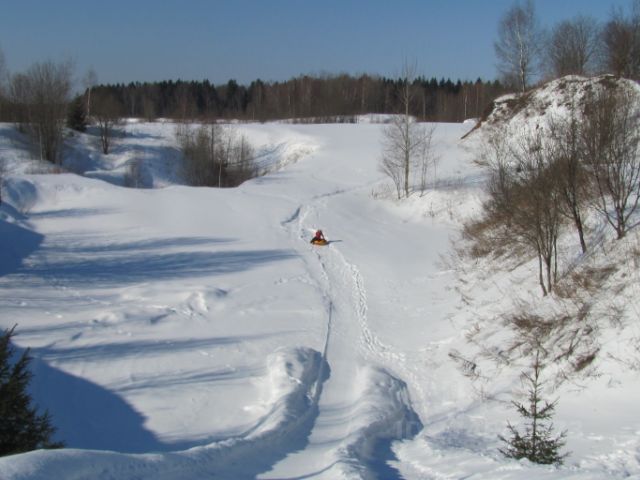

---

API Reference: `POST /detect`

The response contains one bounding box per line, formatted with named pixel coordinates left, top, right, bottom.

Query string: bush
left=176, top=122, right=256, bottom=187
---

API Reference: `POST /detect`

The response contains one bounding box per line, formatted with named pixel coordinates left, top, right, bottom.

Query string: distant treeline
left=90, top=74, right=506, bottom=123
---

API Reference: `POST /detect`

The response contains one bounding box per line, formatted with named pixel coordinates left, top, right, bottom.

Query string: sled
left=310, top=238, right=329, bottom=246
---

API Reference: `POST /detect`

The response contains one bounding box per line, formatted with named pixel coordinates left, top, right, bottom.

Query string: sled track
left=263, top=200, right=423, bottom=479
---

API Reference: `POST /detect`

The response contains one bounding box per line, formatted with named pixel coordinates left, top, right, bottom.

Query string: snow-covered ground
left=0, top=111, right=639, bottom=479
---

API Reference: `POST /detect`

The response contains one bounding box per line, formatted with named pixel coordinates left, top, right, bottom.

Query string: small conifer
left=0, top=326, right=63, bottom=456
left=499, top=348, right=568, bottom=465
left=67, top=95, right=88, bottom=132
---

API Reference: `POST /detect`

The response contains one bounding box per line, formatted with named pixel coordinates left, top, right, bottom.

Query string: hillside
left=0, top=97, right=638, bottom=479
left=470, top=74, right=640, bottom=135
left=449, top=76, right=640, bottom=476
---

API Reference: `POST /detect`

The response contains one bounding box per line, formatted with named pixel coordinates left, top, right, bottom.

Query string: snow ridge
left=0, top=347, right=326, bottom=480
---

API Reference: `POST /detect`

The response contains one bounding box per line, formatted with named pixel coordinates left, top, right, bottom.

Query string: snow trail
left=261, top=190, right=422, bottom=478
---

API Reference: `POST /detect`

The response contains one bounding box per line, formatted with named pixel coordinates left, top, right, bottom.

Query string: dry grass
left=573, top=350, right=598, bottom=372
left=555, top=265, right=616, bottom=299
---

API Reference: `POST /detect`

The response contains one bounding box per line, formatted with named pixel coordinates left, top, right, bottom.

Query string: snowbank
left=0, top=347, right=325, bottom=480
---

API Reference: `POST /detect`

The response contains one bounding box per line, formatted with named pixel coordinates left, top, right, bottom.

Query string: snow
left=0, top=95, right=639, bottom=479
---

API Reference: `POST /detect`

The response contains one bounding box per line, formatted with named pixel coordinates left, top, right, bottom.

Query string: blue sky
left=0, top=0, right=631, bottom=86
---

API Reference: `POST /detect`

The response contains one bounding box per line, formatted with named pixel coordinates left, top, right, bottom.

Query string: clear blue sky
left=0, top=0, right=631, bottom=86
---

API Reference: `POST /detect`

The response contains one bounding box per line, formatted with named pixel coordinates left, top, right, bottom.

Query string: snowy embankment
left=0, top=108, right=639, bottom=479
left=0, top=347, right=324, bottom=480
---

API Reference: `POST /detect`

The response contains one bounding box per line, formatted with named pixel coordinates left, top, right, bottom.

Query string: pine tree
left=499, top=348, right=568, bottom=465
left=67, top=95, right=88, bottom=132
left=0, top=326, right=63, bottom=456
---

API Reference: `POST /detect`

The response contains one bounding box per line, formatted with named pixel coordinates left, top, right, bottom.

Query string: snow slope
left=0, top=115, right=638, bottom=479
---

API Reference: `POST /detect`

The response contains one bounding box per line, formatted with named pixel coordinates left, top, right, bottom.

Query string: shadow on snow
left=34, top=334, right=283, bottom=364
left=24, top=238, right=296, bottom=287
left=28, top=354, right=174, bottom=453
left=0, top=207, right=44, bottom=277
left=25, top=345, right=332, bottom=474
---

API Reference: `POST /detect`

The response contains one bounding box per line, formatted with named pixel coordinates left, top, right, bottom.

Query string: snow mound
left=252, top=138, right=317, bottom=175
left=0, top=347, right=326, bottom=480
left=470, top=75, right=640, bottom=137
left=3, top=177, right=40, bottom=214
left=244, top=347, right=325, bottom=439
left=333, top=366, right=423, bottom=478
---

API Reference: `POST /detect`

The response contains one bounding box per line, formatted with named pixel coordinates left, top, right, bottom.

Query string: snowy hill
left=469, top=74, right=640, bottom=136
left=0, top=110, right=639, bottom=479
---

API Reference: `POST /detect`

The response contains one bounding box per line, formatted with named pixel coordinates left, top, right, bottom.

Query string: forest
left=86, top=74, right=505, bottom=123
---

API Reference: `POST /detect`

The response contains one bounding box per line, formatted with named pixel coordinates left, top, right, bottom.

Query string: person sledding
left=310, top=229, right=328, bottom=246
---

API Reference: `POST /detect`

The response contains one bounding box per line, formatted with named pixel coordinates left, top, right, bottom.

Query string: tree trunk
left=538, top=251, right=548, bottom=296
left=404, top=81, right=411, bottom=198
left=572, top=207, right=587, bottom=253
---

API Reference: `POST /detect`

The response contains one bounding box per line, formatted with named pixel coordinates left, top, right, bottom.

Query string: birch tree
left=82, top=68, right=98, bottom=118
left=494, top=0, right=542, bottom=92
left=380, top=62, right=436, bottom=199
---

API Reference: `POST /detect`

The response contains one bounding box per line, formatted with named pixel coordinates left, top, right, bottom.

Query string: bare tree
left=416, top=123, right=438, bottom=196
left=519, top=134, right=564, bottom=296
left=546, top=16, right=600, bottom=78
left=380, top=61, right=435, bottom=199
left=547, top=111, right=590, bottom=253
left=482, top=129, right=516, bottom=223
left=599, top=1, right=640, bottom=78
left=0, top=46, right=6, bottom=87
left=7, top=73, right=29, bottom=128
left=494, top=0, right=543, bottom=92
left=581, top=85, right=640, bottom=239
left=82, top=68, right=98, bottom=118
left=10, top=60, right=73, bottom=164
left=601, top=9, right=640, bottom=77
left=177, top=122, right=219, bottom=186
left=92, top=92, right=123, bottom=155
left=177, top=121, right=255, bottom=188
left=483, top=127, right=564, bottom=296
left=229, top=133, right=256, bottom=185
